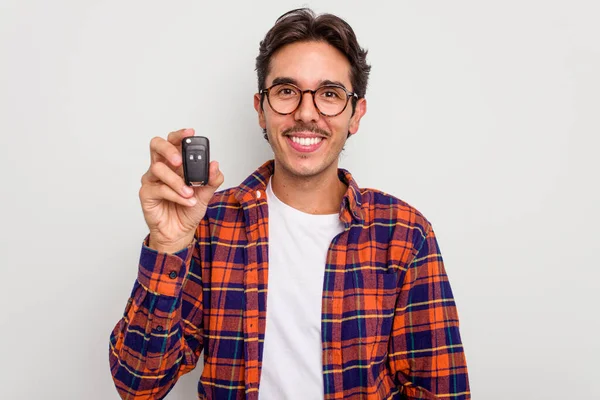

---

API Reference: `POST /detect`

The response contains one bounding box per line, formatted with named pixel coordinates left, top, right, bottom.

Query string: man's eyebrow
left=269, top=77, right=350, bottom=90
left=271, top=77, right=299, bottom=86
left=319, top=79, right=348, bottom=90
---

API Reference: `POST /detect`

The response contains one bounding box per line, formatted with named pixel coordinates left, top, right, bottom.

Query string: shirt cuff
left=136, top=234, right=195, bottom=297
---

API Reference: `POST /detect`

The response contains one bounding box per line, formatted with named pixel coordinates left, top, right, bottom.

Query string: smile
left=290, top=136, right=323, bottom=146
left=286, top=135, right=325, bottom=153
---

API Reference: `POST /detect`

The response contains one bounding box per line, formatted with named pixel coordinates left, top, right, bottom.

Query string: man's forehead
left=265, top=41, right=352, bottom=89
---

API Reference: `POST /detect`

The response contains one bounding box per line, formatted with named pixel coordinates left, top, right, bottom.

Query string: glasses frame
left=259, top=83, right=358, bottom=117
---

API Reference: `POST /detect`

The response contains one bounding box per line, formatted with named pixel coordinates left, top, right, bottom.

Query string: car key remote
left=182, top=136, right=210, bottom=187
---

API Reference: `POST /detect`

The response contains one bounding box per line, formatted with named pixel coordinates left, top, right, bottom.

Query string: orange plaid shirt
left=109, top=160, right=470, bottom=399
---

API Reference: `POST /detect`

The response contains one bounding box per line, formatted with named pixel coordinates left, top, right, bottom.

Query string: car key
left=181, top=136, right=210, bottom=187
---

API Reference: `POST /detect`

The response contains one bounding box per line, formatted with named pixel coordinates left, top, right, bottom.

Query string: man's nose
left=294, top=91, right=320, bottom=124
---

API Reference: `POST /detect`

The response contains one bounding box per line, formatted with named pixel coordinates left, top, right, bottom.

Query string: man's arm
left=389, top=225, right=470, bottom=399
left=108, top=225, right=207, bottom=399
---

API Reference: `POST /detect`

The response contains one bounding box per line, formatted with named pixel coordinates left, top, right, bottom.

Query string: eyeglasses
left=259, top=83, right=358, bottom=117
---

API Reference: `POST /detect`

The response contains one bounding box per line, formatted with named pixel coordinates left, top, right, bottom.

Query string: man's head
left=253, top=8, right=370, bottom=179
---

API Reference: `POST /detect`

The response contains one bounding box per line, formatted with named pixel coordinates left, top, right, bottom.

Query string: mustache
left=282, top=124, right=330, bottom=137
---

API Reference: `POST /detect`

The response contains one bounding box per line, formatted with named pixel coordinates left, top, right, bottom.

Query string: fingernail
left=182, top=186, right=193, bottom=196
left=184, top=128, right=194, bottom=134
left=172, top=155, right=181, bottom=165
left=188, top=197, right=197, bottom=205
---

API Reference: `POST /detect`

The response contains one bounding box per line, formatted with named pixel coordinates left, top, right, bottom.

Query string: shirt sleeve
left=388, top=225, right=471, bottom=399
left=108, top=222, right=208, bottom=399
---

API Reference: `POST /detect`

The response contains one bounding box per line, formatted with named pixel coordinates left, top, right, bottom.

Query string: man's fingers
left=148, top=161, right=195, bottom=198
left=140, top=183, right=198, bottom=208
left=149, top=129, right=195, bottom=167
left=141, top=169, right=156, bottom=184
left=150, top=136, right=183, bottom=168
left=167, top=128, right=195, bottom=146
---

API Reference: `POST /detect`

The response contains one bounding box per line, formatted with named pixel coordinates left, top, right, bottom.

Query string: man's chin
left=276, top=156, right=331, bottom=179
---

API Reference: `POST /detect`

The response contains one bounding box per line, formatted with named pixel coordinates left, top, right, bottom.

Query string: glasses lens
left=315, top=86, right=348, bottom=115
left=268, top=84, right=300, bottom=114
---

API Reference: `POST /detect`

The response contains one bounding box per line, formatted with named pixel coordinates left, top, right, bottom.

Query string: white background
left=1, top=1, right=599, bottom=399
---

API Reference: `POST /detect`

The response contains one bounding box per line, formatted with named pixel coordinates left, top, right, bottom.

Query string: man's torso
left=187, top=160, right=429, bottom=399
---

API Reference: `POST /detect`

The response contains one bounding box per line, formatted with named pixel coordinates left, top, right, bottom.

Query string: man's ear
left=348, top=98, right=367, bottom=135
left=254, top=93, right=266, bottom=130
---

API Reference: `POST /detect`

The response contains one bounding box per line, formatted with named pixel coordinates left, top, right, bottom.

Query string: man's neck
left=270, top=161, right=347, bottom=215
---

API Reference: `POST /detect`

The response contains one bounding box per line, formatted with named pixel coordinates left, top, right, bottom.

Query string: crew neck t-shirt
left=258, top=179, right=345, bottom=399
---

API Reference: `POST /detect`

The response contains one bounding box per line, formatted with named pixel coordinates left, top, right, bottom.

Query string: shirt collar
left=233, top=159, right=364, bottom=226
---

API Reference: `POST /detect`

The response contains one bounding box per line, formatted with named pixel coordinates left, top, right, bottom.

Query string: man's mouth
left=290, top=136, right=324, bottom=146
left=285, top=134, right=325, bottom=153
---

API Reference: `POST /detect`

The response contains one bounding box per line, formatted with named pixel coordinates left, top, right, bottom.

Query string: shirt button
left=168, top=271, right=177, bottom=279
left=256, top=190, right=261, bottom=199
left=156, top=325, right=163, bottom=332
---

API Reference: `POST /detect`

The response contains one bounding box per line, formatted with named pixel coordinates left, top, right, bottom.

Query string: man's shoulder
left=206, top=186, right=242, bottom=210
left=205, top=161, right=273, bottom=213
left=360, top=187, right=432, bottom=237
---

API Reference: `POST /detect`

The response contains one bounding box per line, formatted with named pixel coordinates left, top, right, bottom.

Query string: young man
left=109, top=8, right=470, bottom=400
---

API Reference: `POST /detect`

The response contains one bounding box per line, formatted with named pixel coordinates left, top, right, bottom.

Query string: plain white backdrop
left=1, top=1, right=598, bottom=399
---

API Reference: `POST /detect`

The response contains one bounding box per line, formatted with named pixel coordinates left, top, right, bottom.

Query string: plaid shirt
left=109, top=160, right=470, bottom=399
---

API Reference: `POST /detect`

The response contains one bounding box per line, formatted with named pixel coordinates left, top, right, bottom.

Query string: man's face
left=254, top=41, right=366, bottom=179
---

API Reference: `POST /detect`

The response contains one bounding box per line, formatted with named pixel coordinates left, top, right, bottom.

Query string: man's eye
left=323, top=91, right=340, bottom=98
left=277, top=88, right=297, bottom=96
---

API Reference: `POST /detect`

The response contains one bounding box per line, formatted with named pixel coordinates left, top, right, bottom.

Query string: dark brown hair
left=256, top=8, right=371, bottom=139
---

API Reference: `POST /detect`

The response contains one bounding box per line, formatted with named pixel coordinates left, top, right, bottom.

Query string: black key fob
left=182, top=136, right=210, bottom=187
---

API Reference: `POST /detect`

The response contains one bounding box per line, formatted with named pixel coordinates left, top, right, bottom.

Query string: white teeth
left=291, top=136, right=322, bottom=146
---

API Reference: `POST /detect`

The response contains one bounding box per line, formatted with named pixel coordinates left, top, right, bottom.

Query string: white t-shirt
left=258, top=179, right=345, bottom=400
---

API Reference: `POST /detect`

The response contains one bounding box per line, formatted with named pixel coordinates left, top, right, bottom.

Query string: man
left=109, top=8, right=470, bottom=400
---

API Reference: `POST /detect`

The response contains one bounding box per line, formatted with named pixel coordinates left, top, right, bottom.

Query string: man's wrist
left=148, top=234, right=194, bottom=254
left=138, top=234, right=195, bottom=297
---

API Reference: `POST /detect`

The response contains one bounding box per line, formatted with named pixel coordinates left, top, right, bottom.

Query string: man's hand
left=139, top=128, right=224, bottom=253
